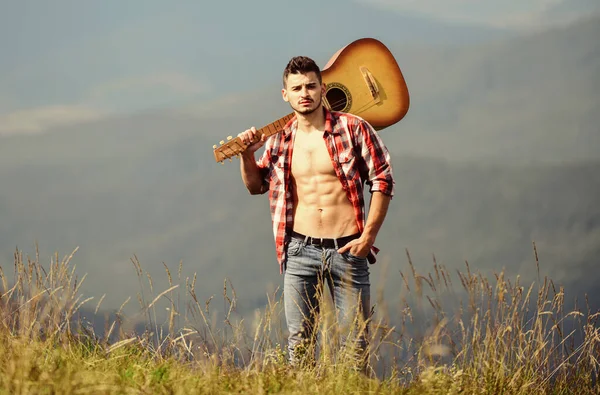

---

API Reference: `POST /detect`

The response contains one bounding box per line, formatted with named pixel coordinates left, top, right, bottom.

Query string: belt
left=290, top=230, right=360, bottom=249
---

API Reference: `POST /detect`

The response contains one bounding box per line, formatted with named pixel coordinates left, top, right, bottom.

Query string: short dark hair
left=282, top=56, right=322, bottom=87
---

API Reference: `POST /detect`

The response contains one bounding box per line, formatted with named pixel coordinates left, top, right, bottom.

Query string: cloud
left=0, top=73, right=211, bottom=136
left=355, top=0, right=590, bottom=29
left=0, top=105, right=106, bottom=136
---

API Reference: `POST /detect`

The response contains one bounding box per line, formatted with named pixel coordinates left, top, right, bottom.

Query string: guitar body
left=213, top=37, right=409, bottom=163
left=321, top=37, right=409, bottom=130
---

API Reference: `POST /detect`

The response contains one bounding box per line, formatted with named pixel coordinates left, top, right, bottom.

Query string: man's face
left=282, top=72, right=325, bottom=115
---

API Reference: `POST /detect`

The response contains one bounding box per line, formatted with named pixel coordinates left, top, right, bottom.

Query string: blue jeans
left=283, top=235, right=371, bottom=367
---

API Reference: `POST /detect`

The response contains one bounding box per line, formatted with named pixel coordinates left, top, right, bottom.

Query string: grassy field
left=0, top=245, right=598, bottom=394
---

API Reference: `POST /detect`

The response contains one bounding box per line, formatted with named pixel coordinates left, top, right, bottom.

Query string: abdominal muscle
left=290, top=133, right=358, bottom=238
left=292, top=177, right=358, bottom=238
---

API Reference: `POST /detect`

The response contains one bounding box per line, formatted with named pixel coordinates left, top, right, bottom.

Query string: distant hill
left=386, top=15, right=600, bottom=163
left=0, top=17, right=598, bottom=319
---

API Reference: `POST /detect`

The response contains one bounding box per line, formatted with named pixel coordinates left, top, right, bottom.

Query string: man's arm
left=338, top=120, right=395, bottom=258
left=240, top=151, right=267, bottom=195
left=362, top=191, right=391, bottom=245
left=238, top=127, right=268, bottom=195
left=338, top=191, right=391, bottom=257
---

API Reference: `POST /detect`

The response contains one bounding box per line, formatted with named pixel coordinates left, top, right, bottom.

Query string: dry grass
left=0, top=243, right=598, bottom=394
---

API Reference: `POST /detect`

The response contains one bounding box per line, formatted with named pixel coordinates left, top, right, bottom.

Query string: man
left=238, top=56, right=394, bottom=368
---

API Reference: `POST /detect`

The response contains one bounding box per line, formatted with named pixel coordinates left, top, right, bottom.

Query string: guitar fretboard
left=256, top=113, right=295, bottom=139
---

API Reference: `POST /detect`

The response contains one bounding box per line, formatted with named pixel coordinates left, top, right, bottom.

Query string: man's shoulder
left=331, top=110, right=365, bottom=122
left=329, top=111, right=378, bottom=140
left=330, top=110, right=374, bottom=130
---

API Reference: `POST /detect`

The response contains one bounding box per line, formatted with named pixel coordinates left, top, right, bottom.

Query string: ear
left=282, top=88, right=289, bottom=103
left=321, top=82, right=326, bottom=96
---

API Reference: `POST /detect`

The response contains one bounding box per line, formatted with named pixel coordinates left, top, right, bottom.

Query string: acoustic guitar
left=213, top=37, right=409, bottom=163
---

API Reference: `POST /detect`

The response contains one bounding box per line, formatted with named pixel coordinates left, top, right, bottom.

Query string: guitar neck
left=213, top=113, right=295, bottom=163
left=256, top=113, right=295, bottom=139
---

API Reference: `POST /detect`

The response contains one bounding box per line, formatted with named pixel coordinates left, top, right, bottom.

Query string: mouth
left=299, top=100, right=312, bottom=105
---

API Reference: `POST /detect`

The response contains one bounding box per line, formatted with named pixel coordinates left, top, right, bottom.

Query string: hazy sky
left=359, top=0, right=593, bottom=27
left=0, top=0, right=597, bottom=135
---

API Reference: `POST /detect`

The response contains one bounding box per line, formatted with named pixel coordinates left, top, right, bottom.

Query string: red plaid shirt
left=256, top=108, right=395, bottom=273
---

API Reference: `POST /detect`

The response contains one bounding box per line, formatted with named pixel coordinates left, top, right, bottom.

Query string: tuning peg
left=213, top=144, right=217, bottom=149
left=227, top=136, right=232, bottom=140
left=220, top=140, right=225, bottom=145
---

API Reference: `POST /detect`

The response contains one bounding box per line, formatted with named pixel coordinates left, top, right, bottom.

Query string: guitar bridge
left=360, top=66, right=381, bottom=104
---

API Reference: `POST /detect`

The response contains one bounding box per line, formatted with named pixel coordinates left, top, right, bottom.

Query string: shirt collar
left=283, top=107, right=339, bottom=138
left=323, top=107, right=338, bottom=135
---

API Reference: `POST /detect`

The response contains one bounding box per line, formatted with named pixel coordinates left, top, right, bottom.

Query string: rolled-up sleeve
left=357, top=121, right=395, bottom=197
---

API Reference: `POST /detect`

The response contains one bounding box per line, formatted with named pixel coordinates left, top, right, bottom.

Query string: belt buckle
left=311, top=237, right=323, bottom=246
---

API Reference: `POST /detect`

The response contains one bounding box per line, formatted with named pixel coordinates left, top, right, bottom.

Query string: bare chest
left=291, top=132, right=335, bottom=177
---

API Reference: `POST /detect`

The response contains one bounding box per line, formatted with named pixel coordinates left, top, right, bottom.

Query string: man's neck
left=295, top=106, right=326, bottom=133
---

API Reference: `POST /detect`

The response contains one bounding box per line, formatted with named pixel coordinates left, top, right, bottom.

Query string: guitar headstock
left=213, top=136, right=250, bottom=163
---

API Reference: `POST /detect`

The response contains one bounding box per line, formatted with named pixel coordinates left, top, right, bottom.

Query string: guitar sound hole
left=326, top=87, right=348, bottom=111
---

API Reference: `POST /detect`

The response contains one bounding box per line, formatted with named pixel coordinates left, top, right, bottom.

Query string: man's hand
left=238, top=127, right=267, bottom=156
left=337, top=235, right=374, bottom=258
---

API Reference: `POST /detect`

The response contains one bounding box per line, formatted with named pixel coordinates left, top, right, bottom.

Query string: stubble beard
left=291, top=95, right=322, bottom=116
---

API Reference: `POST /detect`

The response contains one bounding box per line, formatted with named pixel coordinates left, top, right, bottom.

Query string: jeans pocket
left=342, top=251, right=368, bottom=264
left=287, top=238, right=303, bottom=256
